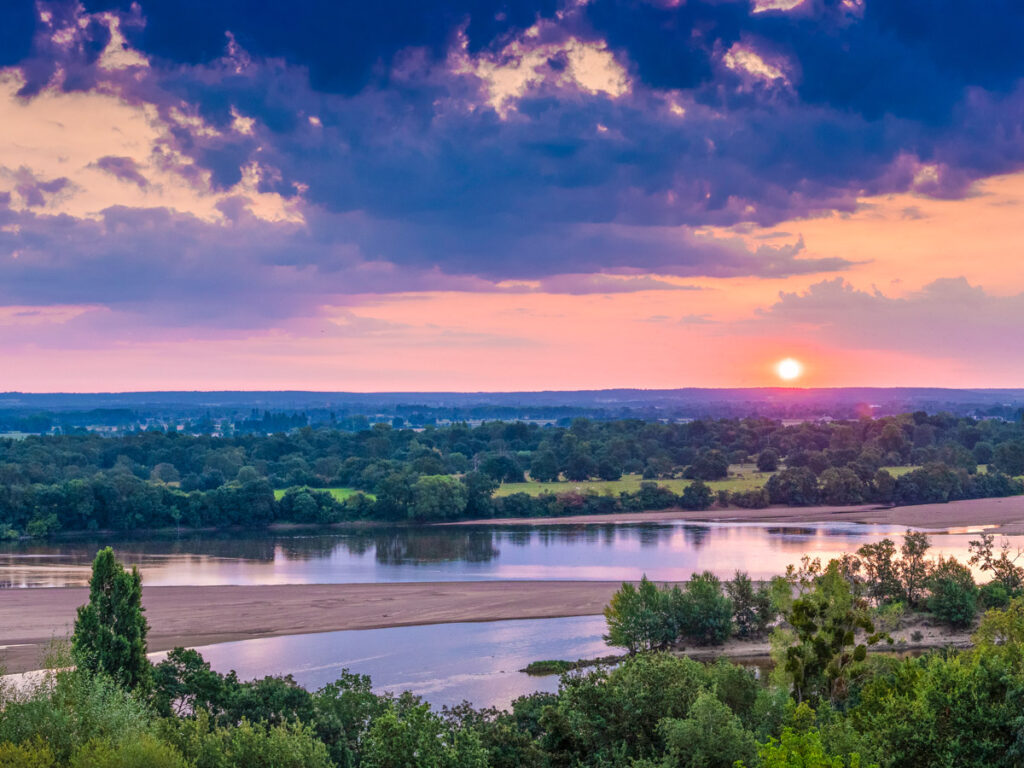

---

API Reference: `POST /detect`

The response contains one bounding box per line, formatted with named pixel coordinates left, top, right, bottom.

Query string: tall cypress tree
left=72, top=547, right=151, bottom=689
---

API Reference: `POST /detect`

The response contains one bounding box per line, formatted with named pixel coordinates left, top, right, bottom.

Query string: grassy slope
left=494, top=464, right=921, bottom=498
left=273, top=487, right=373, bottom=501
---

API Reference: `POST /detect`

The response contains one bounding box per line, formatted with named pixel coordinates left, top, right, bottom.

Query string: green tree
left=727, top=571, right=775, bottom=639
left=926, top=557, right=977, bottom=627
left=658, top=689, right=757, bottom=768
left=528, top=450, right=560, bottom=482
left=757, top=449, right=780, bottom=472
left=360, top=702, right=487, bottom=768
left=680, top=572, right=734, bottom=646
left=780, top=561, right=885, bottom=705
left=856, top=539, right=901, bottom=605
left=603, top=576, right=674, bottom=653
left=742, top=703, right=876, bottom=768
left=680, top=480, right=714, bottom=511
left=898, top=531, right=931, bottom=607
left=72, top=548, right=150, bottom=690
left=409, top=475, right=469, bottom=521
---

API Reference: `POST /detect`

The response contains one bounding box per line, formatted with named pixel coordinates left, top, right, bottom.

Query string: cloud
left=759, top=277, right=1024, bottom=358
left=2, top=166, right=73, bottom=208
left=92, top=155, right=150, bottom=188
left=1, top=0, right=1023, bottom=333
left=530, top=274, right=699, bottom=294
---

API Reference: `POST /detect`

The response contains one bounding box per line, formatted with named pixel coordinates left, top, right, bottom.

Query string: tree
left=688, top=451, right=730, bottom=481
left=409, top=475, right=468, bottom=521
left=680, top=572, right=734, bottom=646
left=819, top=467, right=865, bottom=505
left=72, top=547, right=150, bottom=690
left=993, top=441, right=1024, bottom=476
left=757, top=449, right=780, bottom=472
left=927, top=557, right=977, bottom=627
left=740, top=704, right=877, bottom=768
left=528, top=451, right=560, bottom=482
left=658, top=689, right=757, bottom=768
left=968, top=532, right=1024, bottom=594
left=856, top=539, right=901, bottom=605
left=899, top=531, right=931, bottom=607
left=680, top=480, right=714, bottom=511
left=780, top=561, right=885, bottom=705
left=727, top=571, right=775, bottom=639
left=360, top=702, right=487, bottom=768
left=603, top=576, right=673, bottom=653
left=461, top=470, right=498, bottom=518
left=766, top=467, right=820, bottom=506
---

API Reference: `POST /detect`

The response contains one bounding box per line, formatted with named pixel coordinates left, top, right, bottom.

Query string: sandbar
left=445, top=495, right=1024, bottom=531
left=0, top=580, right=643, bottom=674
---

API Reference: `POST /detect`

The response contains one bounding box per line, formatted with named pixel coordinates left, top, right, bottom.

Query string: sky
left=2, top=0, right=1024, bottom=392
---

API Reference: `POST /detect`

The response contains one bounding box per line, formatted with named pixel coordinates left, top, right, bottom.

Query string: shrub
left=69, top=735, right=186, bottom=768
left=0, top=739, right=56, bottom=768
left=979, top=581, right=1011, bottom=610
left=927, top=557, right=978, bottom=628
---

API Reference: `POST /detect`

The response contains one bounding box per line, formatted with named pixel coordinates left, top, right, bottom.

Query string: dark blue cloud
left=80, top=0, right=558, bottom=94
left=0, top=0, right=35, bottom=68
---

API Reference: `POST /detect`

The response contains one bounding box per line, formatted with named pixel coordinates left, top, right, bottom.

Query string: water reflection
left=156, top=616, right=611, bottom=710
left=0, top=521, right=997, bottom=588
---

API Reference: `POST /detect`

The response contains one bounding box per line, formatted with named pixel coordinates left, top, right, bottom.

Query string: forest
left=7, top=538, right=1024, bottom=767
left=1, top=412, right=1023, bottom=535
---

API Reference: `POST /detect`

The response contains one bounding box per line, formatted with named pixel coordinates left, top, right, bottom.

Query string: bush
left=0, top=739, right=56, bottom=768
left=927, top=558, right=978, bottom=628
left=979, top=581, right=1011, bottom=610
left=69, top=735, right=187, bottom=768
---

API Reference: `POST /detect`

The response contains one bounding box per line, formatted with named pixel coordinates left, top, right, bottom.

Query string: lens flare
left=776, top=358, right=803, bottom=381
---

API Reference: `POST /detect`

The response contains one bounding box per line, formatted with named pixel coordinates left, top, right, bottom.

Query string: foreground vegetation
left=9, top=539, right=1024, bottom=767
left=2, top=412, right=1023, bottom=535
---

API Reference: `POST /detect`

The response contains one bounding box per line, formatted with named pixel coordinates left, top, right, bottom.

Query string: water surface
left=0, top=520, right=994, bottom=588
left=154, top=615, right=611, bottom=710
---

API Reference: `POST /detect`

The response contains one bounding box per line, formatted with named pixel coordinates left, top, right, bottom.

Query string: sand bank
left=445, top=495, right=1024, bottom=531
left=0, top=580, right=642, bottom=674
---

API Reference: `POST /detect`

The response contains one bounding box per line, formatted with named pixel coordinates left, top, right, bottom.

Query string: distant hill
left=1, top=387, right=1023, bottom=417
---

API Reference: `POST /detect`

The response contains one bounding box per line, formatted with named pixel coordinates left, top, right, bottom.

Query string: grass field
left=494, top=464, right=928, bottom=498
left=494, top=465, right=773, bottom=498
left=273, top=487, right=374, bottom=501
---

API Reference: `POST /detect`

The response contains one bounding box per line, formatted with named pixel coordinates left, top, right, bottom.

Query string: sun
left=776, top=358, right=803, bottom=382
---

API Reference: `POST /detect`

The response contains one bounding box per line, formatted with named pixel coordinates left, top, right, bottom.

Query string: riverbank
left=0, top=580, right=652, bottom=674
left=444, top=494, right=1024, bottom=531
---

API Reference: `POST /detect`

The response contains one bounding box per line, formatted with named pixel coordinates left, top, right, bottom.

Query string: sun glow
left=776, top=357, right=803, bottom=381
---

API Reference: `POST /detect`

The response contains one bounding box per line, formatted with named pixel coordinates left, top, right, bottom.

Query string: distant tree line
left=1, top=411, right=1023, bottom=535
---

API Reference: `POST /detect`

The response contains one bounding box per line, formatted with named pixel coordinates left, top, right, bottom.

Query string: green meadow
left=493, top=465, right=773, bottom=497
left=273, top=486, right=374, bottom=502
left=494, top=464, right=924, bottom=498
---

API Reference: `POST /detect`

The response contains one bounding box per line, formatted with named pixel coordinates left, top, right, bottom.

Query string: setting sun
left=776, top=358, right=803, bottom=381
